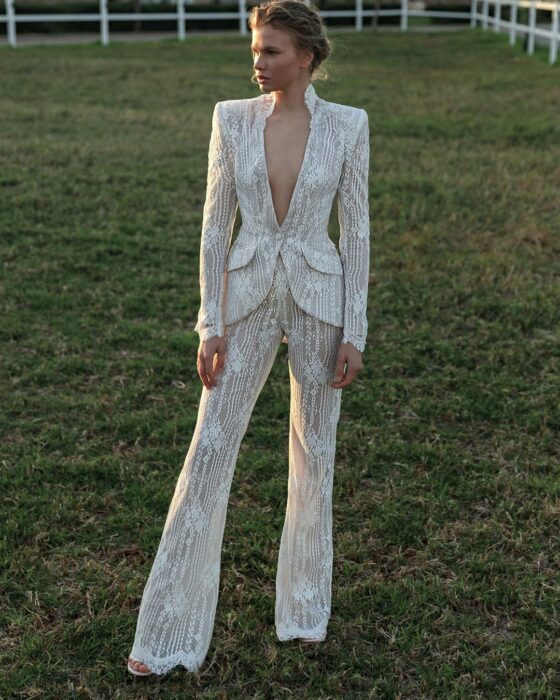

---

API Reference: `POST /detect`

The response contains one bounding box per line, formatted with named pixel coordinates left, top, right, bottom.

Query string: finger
left=215, top=343, right=226, bottom=377
left=333, top=369, right=357, bottom=388
left=198, top=360, right=209, bottom=389
left=331, top=355, right=347, bottom=387
left=198, top=352, right=212, bottom=390
left=205, top=350, right=217, bottom=387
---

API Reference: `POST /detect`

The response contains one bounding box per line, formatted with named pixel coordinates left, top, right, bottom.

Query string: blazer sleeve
left=337, top=108, right=370, bottom=353
left=193, top=101, right=238, bottom=342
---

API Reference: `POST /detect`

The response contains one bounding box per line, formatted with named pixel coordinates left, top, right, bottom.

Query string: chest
left=232, top=104, right=347, bottom=203
left=262, top=112, right=311, bottom=195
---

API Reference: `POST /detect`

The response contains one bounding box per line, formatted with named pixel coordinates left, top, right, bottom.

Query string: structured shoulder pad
left=214, top=99, right=247, bottom=139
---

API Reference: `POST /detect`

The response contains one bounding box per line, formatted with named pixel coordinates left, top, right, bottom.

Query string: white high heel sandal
left=127, top=657, right=153, bottom=677
left=299, top=633, right=327, bottom=643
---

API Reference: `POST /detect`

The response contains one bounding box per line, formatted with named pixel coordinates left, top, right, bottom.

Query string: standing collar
left=260, top=81, right=319, bottom=119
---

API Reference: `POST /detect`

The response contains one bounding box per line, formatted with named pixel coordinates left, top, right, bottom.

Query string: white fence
left=1, top=0, right=559, bottom=64
left=472, top=0, right=559, bottom=63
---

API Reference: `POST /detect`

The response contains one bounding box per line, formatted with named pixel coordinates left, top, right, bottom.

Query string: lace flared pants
left=129, top=253, right=344, bottom=674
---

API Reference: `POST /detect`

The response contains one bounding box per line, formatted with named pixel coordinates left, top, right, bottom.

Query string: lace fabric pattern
left=129, top=255, right=344, bottom=674
left=194, top=82, right=370, bottom=353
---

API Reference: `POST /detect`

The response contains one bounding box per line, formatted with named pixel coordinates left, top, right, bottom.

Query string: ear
left=300, top=49, right=314, bottom=71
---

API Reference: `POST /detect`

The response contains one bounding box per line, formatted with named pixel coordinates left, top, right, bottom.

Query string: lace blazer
left=193, top=82, right=370, bottom=353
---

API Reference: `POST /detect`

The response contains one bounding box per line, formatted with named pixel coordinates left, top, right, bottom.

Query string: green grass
left=1, top=28, right=559, bottom=698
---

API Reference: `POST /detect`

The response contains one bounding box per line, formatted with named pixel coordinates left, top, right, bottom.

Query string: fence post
left=550, top=0, right=559, bottom=64
left=494, top=0, right=501, bottom=31
left=527, top=0, right=536, bottom=53
left=470, top=0, right=477, bottom=27
left=401, top=0, right=408, bottom=30
left=239, top=0, right=247, bottom=35
left=177, top=0, right=185, bottom=41
left=356, top=0, right=363, bottom=31
left=482, top=0, right=489, bottom=28
left=6, top=0, right=16, bottom=47
left=99, top=0, right=109, bottom=45
left=509, top=0, right=517, bottom=45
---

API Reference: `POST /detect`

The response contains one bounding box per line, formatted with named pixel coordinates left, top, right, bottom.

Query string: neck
left=272, top=81, right=312, bottom=112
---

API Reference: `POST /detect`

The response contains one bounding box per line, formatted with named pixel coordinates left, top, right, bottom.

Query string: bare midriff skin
left=263, top=106, right=311, bottom=228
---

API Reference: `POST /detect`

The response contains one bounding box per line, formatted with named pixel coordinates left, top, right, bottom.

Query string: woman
left=128, top=0, right=370, bottom=677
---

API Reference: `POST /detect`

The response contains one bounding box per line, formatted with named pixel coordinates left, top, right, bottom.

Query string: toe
left=129, top=657, right=150, bottom=673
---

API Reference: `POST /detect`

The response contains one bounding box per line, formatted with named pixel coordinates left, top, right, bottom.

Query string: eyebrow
left=250, top=44, right=280, bottom=51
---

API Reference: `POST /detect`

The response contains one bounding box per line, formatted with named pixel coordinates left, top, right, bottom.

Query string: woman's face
left=251, top=25, right=313, bottom=92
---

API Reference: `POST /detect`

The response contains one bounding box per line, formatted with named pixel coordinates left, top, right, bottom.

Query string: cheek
left=274, top=55, right=299, bottom=75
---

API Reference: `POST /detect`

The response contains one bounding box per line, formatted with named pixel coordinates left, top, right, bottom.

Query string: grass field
left=1, top=27, right=559, bottom=698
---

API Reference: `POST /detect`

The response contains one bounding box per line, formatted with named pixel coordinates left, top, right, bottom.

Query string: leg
left=129, top=304, right=284, bottom=675
left=275, top=312, right=343, bottom=642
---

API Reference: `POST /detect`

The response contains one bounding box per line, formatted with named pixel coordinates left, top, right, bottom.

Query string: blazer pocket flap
left=300, top=242, right=343, bottom=275
left=226, top=240, right=259, bottom=271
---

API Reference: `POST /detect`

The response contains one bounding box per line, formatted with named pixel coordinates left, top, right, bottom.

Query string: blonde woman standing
left=128, top=0, right=370, bottom=677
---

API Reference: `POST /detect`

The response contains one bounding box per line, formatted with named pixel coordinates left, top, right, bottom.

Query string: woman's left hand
left=330, top=342, right=363, bottom=389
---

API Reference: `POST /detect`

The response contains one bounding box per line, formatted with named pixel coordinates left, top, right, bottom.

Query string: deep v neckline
left=262, top=113, right=312, bottom=232
left=259, top=83, right=318, bottom=232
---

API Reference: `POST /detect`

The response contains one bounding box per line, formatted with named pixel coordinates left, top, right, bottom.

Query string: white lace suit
left=129, top=82, right=370, bottom=674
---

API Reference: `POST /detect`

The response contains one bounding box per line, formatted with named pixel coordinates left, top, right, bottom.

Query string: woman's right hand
left=197, top=335, right=226, bottom=390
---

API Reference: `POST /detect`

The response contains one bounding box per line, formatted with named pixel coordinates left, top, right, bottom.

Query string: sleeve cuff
left=194, top=323, right=224, bottom=342
left=341, top=332, right=366, bottom=353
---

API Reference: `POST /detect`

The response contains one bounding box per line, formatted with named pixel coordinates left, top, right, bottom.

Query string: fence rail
left=1, top=0, right=559, bottom=64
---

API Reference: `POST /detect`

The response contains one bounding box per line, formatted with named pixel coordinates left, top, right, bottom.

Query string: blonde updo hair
left=248, top=0, right=332, bottom=81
